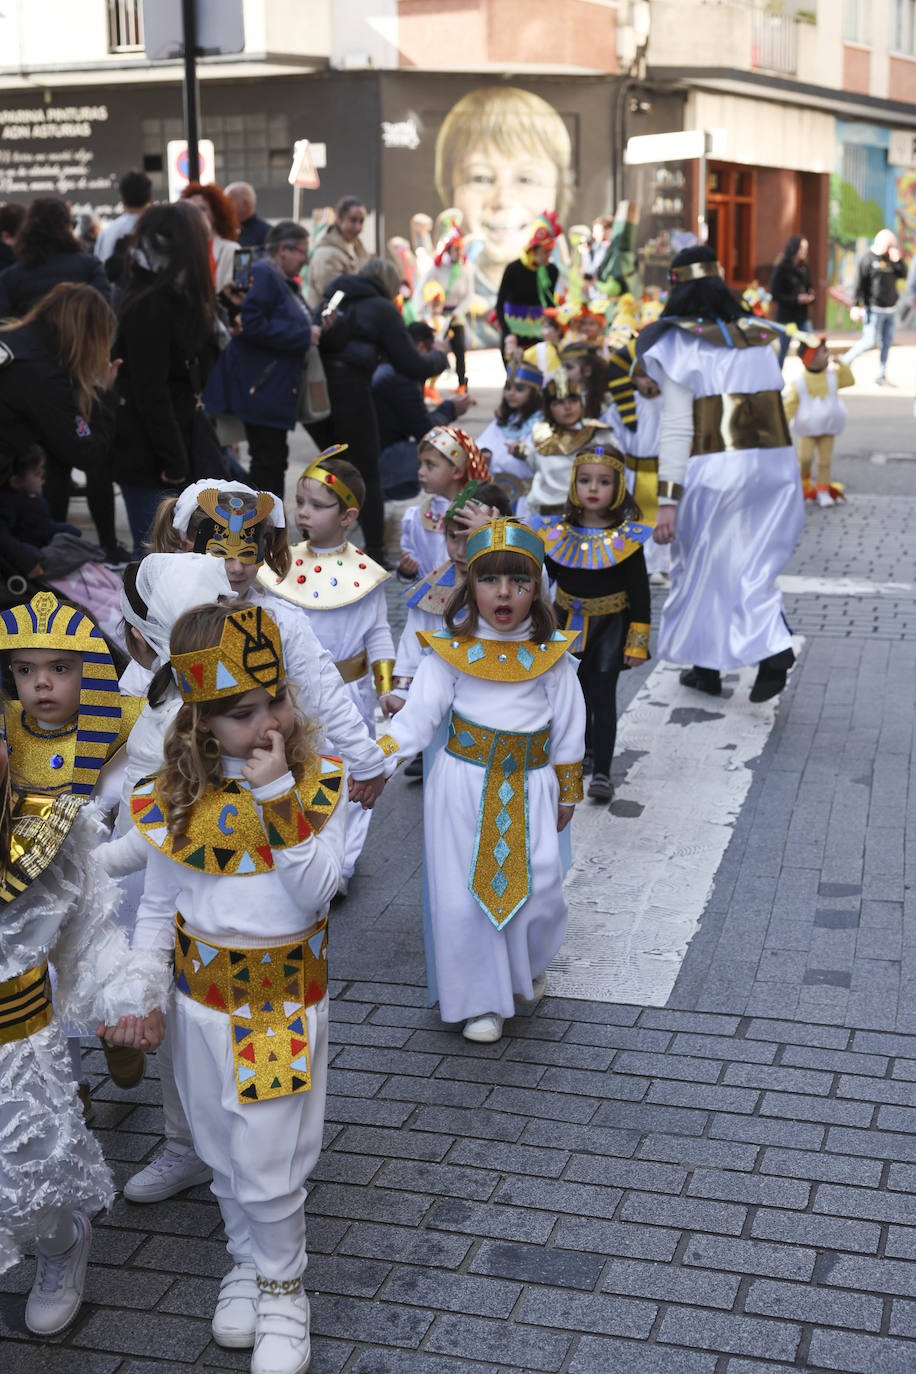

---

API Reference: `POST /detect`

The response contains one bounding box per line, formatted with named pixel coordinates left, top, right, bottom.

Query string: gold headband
left=570, top=448, right=626, bottom=510
left=172, top=607, right=284, bottom=704
left=466, top=518, right=545, bottom=572
left=668, top=260, right=725, bottom=284
left=301, top=445, right=360, bottom=511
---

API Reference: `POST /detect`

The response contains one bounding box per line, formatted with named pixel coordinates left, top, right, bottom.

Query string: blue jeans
left=120, top=483, right=177, bottom=560
left=842, top=309, right=896, bottom=375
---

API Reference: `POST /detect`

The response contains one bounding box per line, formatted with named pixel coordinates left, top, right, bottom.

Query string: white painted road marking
left=553, top=646, right=803, bottom=1007
left=778, top=575, right=913, bottom=597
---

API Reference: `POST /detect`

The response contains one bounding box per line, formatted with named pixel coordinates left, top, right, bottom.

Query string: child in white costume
left=152, top=479, right=388, bottom=803
left=261, top=449, right=394, bottom=892
left=398, top=425, right=491, bottom=579
left=0, top=595, right=167, bottom=1338
left=125, top=602, right=345, bottom=1374
left=782, top=335, right=853, bottom=508
left=476, top=359, right=542, bottom=488
left=377, top=519, right=585, bottom=1044
left=522, top=370, right=613, bottom=518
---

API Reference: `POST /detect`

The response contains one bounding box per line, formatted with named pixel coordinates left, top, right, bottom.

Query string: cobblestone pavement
left=2, top=372, right=916, bottom=1371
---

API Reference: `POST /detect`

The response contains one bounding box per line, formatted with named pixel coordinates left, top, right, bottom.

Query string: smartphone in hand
left=232, top=248, right=254, bottom=292
left=322, top=289, right=345, bottom=318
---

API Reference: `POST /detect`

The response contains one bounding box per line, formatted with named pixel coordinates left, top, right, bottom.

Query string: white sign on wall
left=889, top=129, right=916, bottom=167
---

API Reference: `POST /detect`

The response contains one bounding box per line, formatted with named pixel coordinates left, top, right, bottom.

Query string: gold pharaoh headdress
left=466, top=518, right=545, bottom=572
left=171, top=606, right=284, bottom=704
left=668, top=258, right=725, bottom=285
left=0, top=592, right=123, bottom=797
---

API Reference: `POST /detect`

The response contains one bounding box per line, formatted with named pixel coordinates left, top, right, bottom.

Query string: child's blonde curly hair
left=157, top=602, right=320, bottom=838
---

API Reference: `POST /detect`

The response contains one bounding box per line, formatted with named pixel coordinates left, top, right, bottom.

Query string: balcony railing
left=108, top=0, right=144, bottom=53
left=750, top=9, right=798, bottom=75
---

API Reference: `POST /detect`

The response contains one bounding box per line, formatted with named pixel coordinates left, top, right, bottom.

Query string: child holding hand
left=378, top=518, right=585, bottom=1044
left=398, top=425, right=490, bottom=578
left=128, top=602, right=345, bottom=1373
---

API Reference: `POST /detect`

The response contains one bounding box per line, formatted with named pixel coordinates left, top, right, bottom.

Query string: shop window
left=894, top=0, right=916, bottom=53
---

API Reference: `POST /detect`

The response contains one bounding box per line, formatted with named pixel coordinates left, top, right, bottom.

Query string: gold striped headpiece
left=570, top=447, right=627, bottom=509
left=0, top=592, right=121, bottom=797
left=466, top=518, right=545, bottom=572
left=668, top=259, right=725, bottom=284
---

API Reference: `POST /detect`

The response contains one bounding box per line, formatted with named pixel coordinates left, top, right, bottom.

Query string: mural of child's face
left=451, top=142, right=558, bottom=275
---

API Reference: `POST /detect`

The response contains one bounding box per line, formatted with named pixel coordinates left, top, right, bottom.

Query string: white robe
left=477, top=415, right=536, bottom=482
left=641, top=327, right=803, bottom=670
left=0, top=804, right=168, bottom=1274
left=130, top=757, right=345, bottom=1281
left=381, top=623, right=585, bottom=1023
left=400, top=496, right=449, bottom=578
left=291, top=572, right=394, bottom=880
left=602, top=390, right=669, bottom=576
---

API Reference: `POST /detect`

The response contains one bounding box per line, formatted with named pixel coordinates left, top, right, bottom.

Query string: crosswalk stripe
left=553, top=644, right=803, bottom=1006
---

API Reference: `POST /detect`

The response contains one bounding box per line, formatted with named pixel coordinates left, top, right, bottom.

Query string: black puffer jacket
left=0, top=320, right=116, bottom=475
left=0, top=250, right=110, bottom=317
left=769, top=259, right=812, bottom=326
left=319, top=273, right=446, bottom=379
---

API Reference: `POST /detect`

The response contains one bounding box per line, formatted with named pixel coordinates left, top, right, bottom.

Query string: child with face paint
left=531, top=446, right=653, bottom=802
left=377, top=518, right=585, bottom=1045
left=398, top=426, right=491, bottom=579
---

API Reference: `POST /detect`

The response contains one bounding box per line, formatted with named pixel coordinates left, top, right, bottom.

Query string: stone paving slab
left=3, top=1008, right=916, bottom=1371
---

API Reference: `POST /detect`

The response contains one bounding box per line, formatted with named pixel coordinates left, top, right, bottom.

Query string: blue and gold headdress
left=466, top=518, right=545, bottom=573
left=172, top=606, right=284, bottom=704
left=0, top=592, right=122, bottom=797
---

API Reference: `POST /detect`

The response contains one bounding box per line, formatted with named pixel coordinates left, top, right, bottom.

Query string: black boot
left=679, top=666, right=722, bottom=696
left=749, top=648, right=795, bottom=703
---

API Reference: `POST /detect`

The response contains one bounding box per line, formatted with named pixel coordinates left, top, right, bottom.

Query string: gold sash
left=335, top=651, right=368, bottom=684
left=446, top=712, right=551, bottom=928
left=692, top=391, right=791, bottom=456
left=173, top=918, right=327, bottom=1104
left=555, top=587, right=628, bottom=616
left=0, top=963, right=53, bottom=1044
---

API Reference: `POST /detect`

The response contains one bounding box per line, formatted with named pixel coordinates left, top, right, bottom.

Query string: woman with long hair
left=0, top=281, right=122, bottom=558
left=112, top=201, right=220, bottom=556
left=637, top=244, right=803, bottom=703
left=179, top=181, right=240, bottom=293
left=0, top=196, right=110, bottom=317
left=770, top=234, right=814, bottom=367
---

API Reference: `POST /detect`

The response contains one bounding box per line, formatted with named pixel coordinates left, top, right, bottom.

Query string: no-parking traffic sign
left=167, top=139, right=215, bottom=200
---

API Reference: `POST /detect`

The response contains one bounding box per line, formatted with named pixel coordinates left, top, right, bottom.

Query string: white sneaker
left=25, top=1210, right=91, bottom=1336
left=124, top=1143, right=212, bottom=1203
left=517, top=973, right=548, bottom=1006
left=212, top=1261, right=258, bottom=1348
left=462, top=1012, right=504, bottom=1043
left=816, top=488, right=834, bottom=508
left=252, top=1287, right=311, bottom=1374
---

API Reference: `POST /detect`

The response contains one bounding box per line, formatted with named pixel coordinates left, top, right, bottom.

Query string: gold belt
left=555, top=587, right=628, bottom=616
left=335, top=650, right=368, bottom=684
left=624, top=453, right=659, bottom=471
left=446, top=711, right=550, bottom=928
left=174, top=917, right=328, bottom=1104
left=692, top=390, right=791, bottom=455
left=0, top=962, right=53, bottom=1044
